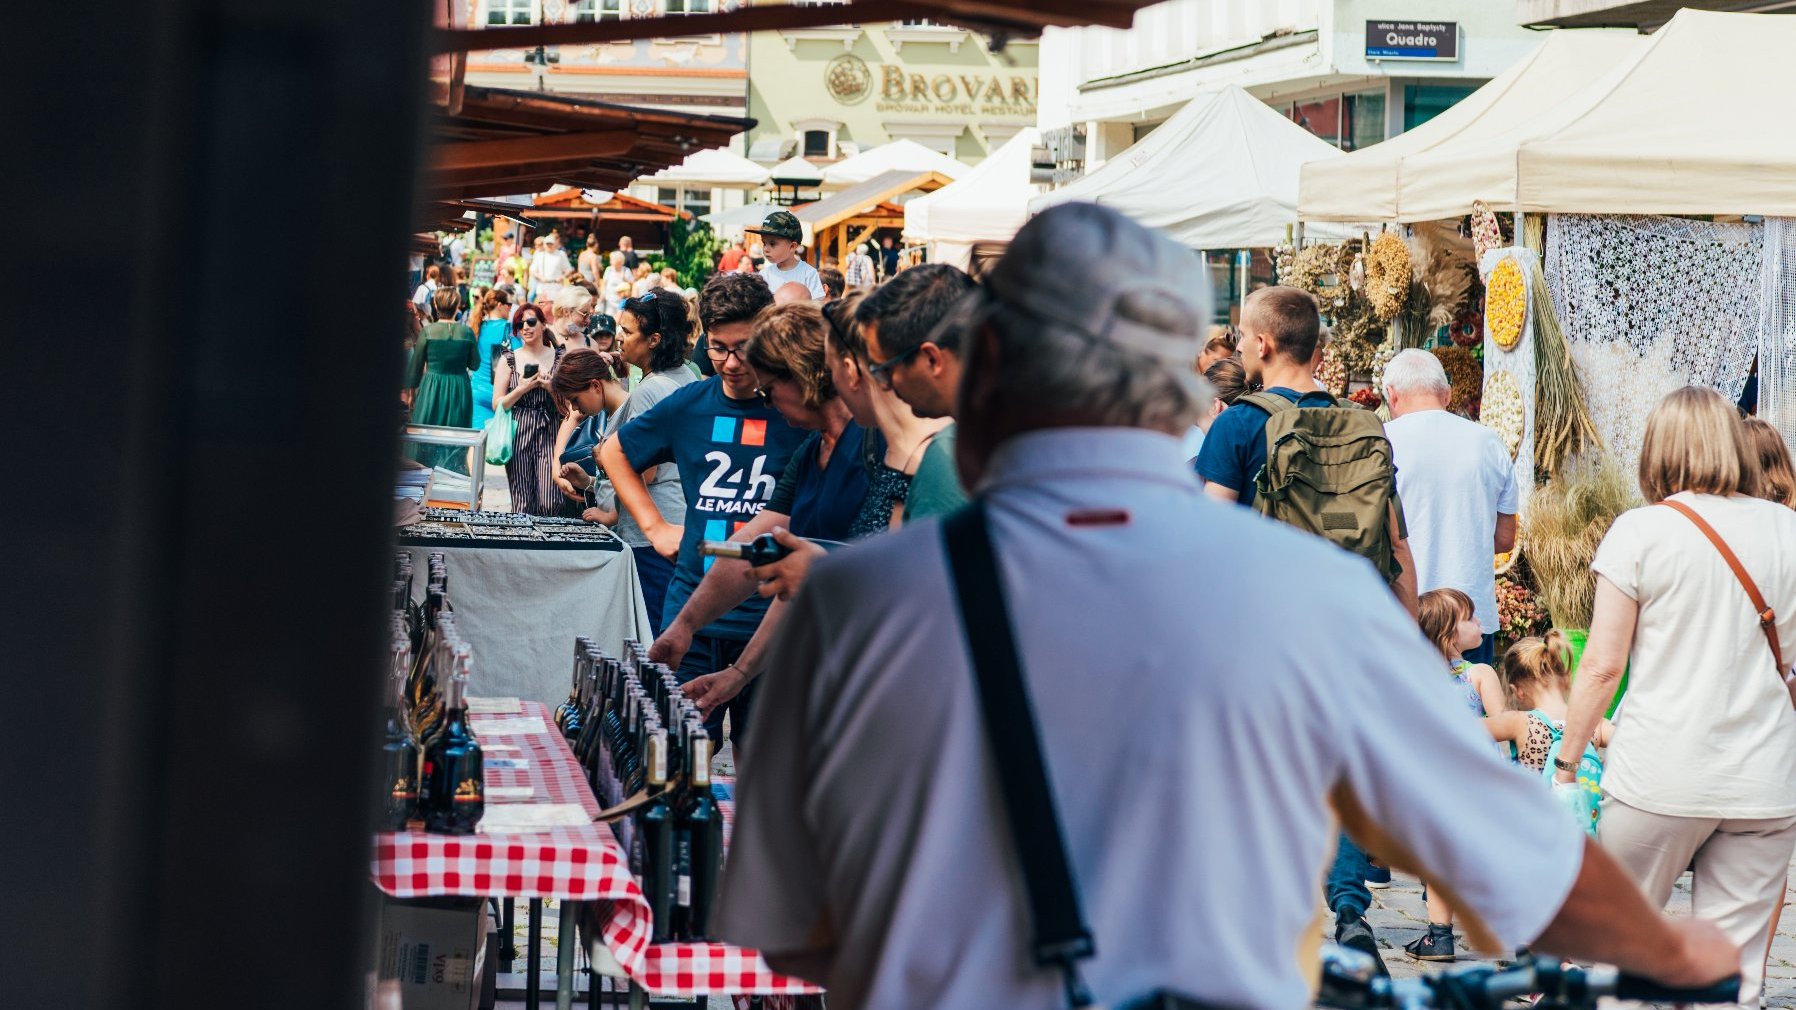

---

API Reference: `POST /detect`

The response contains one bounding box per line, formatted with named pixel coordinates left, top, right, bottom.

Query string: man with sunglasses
left=858, top=263, right=974, bottom=521
left=598, top=273, right=806, bottom=746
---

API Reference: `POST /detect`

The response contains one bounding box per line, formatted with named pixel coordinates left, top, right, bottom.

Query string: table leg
left=502, top=897, right=517, bottom=972
left=527, top=898, right=543, bottom=1010
left=627, top=981, right=646, bottom=1010
left=556, top=900, right=577, bottom=1010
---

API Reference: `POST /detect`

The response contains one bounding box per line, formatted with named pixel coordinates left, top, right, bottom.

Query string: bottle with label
left=671, top=727, right=719, bottom=940
left=638, top=727, right=675, bottom=941
left=421, top=643, right=485, bottom=834
left=557, top=637, right=592, bottom=737
left=382, top=623, right=420, bottom=830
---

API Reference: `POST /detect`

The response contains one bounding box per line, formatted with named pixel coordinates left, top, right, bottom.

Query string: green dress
left=406, top=322, right=481, bottom=473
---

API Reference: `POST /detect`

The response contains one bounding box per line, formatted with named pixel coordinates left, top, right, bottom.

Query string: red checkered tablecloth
left=370, top=702, right=817, bottom=996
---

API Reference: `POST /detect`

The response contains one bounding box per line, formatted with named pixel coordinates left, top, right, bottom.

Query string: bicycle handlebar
left=1317, top=945, right=1739, bottom=1010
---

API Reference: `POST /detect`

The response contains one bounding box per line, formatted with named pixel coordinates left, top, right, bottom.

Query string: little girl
left=1484, top=632, right=1612, bottom=836
left=1402, top=589, right=1506, bottom=962
left=1418, top=588, right=1505, bottom=718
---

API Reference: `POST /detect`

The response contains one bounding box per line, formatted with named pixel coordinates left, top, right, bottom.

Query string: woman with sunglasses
left=555, top=290, right=699, bottom=634
left=492, top=303, right=572, bottom=516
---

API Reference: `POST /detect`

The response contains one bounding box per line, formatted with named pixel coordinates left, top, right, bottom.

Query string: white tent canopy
left=767, top=156, right=824, bottom=185
left=821, top=139, right=969, bottom=187
left=1030, top=87, right=1361, bottom=250
left=701, top=201, right=781, bottom=241
left=903, top=128, right=1040, bottom=270
left=637, top=147, right=771, bottom=188
left=1299, top=30, right=1643, bottom=223
left=1515, top=10, right=1796, bottom=215
left=1390, top=10, right=1796, bottom=220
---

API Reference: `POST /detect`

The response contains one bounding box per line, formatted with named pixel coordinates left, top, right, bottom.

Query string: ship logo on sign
left=825, top=54, right=872, bottom=105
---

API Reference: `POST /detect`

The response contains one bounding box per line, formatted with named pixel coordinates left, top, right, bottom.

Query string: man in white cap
left=714, top=202, right=1736, bottom=1010
left=844, top=241, right=877, bottom=289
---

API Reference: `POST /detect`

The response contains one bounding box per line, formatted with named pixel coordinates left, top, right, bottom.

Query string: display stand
left=400, top=424, right=487, bottom=509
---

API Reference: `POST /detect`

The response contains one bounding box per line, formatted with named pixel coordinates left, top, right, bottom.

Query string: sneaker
left=1366, top=864, right=1393, bottom=889
left=1403, top=925, right=1457, bottom=962
left=1334, top=912, right=1389, bottom=977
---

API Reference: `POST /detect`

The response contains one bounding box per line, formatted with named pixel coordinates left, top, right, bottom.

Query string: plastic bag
left=482, top=405, right=514, bottom=466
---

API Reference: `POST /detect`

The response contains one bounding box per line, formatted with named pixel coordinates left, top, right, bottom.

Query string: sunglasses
left=519, top=317, right=541, bottom=327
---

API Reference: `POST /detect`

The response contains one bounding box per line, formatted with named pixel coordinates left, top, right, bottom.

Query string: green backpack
left=1243, top=391, right=1403, bottom=585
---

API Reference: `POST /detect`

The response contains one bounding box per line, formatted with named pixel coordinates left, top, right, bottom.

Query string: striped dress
left=502, top=346, right=577, bottom=517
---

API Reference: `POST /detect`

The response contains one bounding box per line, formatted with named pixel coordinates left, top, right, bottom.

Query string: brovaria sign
left=824, top=54, right=1036, bottom=114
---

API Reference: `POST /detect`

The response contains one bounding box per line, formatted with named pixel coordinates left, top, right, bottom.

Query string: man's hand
left=582, top=506, right=616, bottom=525
left=557, top=462, right=594, bottom=497
left=680, top=666, right=749, bottom=719
left=646, top=521, right=683, bottom=561
left=750, top=528, right=825, bottom=601
left=649, top=622, right=693, bottom=670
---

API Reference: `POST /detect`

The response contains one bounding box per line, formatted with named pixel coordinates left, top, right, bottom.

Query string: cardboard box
left=376, top=897, right=490, bottom=1010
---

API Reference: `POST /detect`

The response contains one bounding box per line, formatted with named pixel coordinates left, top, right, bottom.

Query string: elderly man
left=1383, top=348, right=1518, bottom=664
left=714, top=202, right=1735, bottom=1010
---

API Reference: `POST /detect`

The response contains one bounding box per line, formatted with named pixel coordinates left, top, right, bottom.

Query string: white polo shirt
left=718, top=427, right=1584, bottom=1010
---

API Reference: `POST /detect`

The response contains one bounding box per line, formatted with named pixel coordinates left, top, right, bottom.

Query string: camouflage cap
left=745, top=209, right=803, bottom=243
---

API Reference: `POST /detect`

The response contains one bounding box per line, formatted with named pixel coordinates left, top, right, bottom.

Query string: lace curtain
left=1760, top=218, right=1796, bottom=460
left=1544, top=214, right=1762, bottom=468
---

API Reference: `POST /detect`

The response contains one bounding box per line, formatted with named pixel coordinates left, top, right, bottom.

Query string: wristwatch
left=1552, top=755, right=1580, bottom=775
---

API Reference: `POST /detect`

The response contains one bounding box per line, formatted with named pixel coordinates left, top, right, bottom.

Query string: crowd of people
left=400, top=202, right=1796, bottom=1010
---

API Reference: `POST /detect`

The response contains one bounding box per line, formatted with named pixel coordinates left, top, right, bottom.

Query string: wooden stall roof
left=424, top=84, right=752, bottom=203
left=793, top=170, right=953, bottom=233
left=434, top=0, right=1156, bottom=53
left=529, top=189, right=680, bottom=221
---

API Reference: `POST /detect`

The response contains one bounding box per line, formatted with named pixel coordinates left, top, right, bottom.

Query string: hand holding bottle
left=750, top=527, right=826, bottom=602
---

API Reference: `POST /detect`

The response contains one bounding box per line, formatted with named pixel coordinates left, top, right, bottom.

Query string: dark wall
left=1, top=1, right=430, bottom=1005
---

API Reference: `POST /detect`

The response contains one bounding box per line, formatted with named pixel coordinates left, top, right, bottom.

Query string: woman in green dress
left=405, top=286, right=481, bottom=473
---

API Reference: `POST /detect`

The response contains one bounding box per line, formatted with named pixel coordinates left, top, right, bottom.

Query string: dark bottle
left=638, top=728, right=676, bottom=941
left=421, top=644, right=485, bottom=834
left=557, top=637, right=592, bottom=737
left=382, top=629, right=420, bottom=830
left=672, top=730, right=720, bottom=940
left=698, top=534, right=790, bottom=567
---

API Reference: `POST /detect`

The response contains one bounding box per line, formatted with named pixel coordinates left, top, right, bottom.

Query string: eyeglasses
left=754, top=384, right=774, bottom=407
left=866, top=345, right=922, bottom=389
left=706, top=342, right=750, bottom=364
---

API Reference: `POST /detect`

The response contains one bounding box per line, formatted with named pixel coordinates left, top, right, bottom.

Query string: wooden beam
left=431, top=129, right=638, bottom=171
left=437, top=1, right=950, bottom=53
left=845, top=224, right=879, bottom=257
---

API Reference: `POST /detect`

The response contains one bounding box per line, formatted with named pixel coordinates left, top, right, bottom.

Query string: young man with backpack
left=1194, top=284, right=1417, bottom=972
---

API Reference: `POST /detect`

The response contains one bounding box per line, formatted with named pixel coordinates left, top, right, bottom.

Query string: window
left=1342, top=90, right=1386, bottom=152
left=1404, top=85, right=1477, bottom=131
left=1287, top=96, right=1342, bottom=149
left=802, top=130, right=832, bottom=158
left=573, top=0, right=623, bottom=21
left=664, top=0, right=712, bottom=13
left=656, top=188, right=712, bottom=217
left=486, top=0, right=533, bottom=26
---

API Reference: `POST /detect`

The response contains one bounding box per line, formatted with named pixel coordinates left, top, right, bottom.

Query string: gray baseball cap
left=980, top=202, right=1213, bottom=377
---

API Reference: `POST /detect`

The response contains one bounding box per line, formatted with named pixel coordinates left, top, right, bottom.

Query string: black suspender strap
left=942, top=502, right=1098, bottom=1010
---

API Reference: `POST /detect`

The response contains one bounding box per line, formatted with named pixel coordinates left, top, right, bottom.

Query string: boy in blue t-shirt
left=600, top=275, right=806, bottom=744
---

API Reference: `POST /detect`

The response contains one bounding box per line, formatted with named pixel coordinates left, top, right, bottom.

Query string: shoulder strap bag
left=942, top=502, right=1224, bottom=1010
left=1659, top=499, right=1796, bottom=710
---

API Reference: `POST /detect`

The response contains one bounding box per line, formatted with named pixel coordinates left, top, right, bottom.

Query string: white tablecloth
left=398, top=540, right=652, bottom=707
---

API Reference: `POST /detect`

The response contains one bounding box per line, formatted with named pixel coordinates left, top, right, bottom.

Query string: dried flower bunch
left=1432, top=345, right=1484, bottom=418
left=1366, top=232, right=1413, bottom=323
left=1520, top=454, right=1639, bottom=629
left=1470, top=201, right=1505, bottom=261
left=1482, top=370, right=1525, bottom=458
left=1525, top=253, right=1603, bottom=478
left=1314, top=345, right=1348, bottom=395
left=1496, top=575, right=1549, bottom=641
left=1486, top=257, right=1526, bottom=351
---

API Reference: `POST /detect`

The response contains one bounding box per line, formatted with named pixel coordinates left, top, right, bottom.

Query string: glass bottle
left=382, top=627, right=420, bottom=830
left=421, top=644, right=484, bottom=834
left=673, top=730, right=719, bottom=940
left=639, top=727, right=675, bottom=941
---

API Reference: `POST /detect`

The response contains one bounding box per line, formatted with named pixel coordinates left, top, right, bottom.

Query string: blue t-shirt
left=765, top=422, right=871, bottom=541
left=1194, top=386, right=1337, bottom=509
left=615, top=376, right=807, bottom=640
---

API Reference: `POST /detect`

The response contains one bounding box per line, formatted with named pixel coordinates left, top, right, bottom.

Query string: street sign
left=1365, top=21, right=1460, bottom=61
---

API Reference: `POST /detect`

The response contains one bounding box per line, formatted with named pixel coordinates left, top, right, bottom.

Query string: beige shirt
left=1592, top=492, right=1796, bottom=818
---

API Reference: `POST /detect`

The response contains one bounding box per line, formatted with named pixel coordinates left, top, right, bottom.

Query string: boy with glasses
left=598, top=273, right=806, bottom=746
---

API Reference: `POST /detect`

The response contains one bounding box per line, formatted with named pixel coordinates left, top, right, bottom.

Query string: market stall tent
left=903, top=128, right=1040, bottom=270
left=1395, top=10, right=1796, bottom=220
left=1298, top=30, right=1643, bottom=223
left=821, top=139, right=969, bottom=187
left=1515, top=10, right=1796, bottom=215
left=1030, top=86, right=1361, bottom=250
left=795, top=169, right=953, bottom=265
left=637, top=147, right=772, bottom=189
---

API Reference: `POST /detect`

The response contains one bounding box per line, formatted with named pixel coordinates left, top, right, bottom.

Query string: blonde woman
left=1555, top=387, right=1796, bottom=1007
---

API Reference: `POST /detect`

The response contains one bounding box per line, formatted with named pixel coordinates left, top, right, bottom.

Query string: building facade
left=745, top=9, right=1040, bottom=165
left=1039, top=0, right=1541, bottom=176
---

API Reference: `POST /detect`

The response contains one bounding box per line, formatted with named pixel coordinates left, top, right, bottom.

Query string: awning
left=794, top=170, right=954, bottom=237
left=821, top=139, right=970, bottom=188
left=637, top=147, right=772, bottom=189
left=424, top=84, right=751, bottom=202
